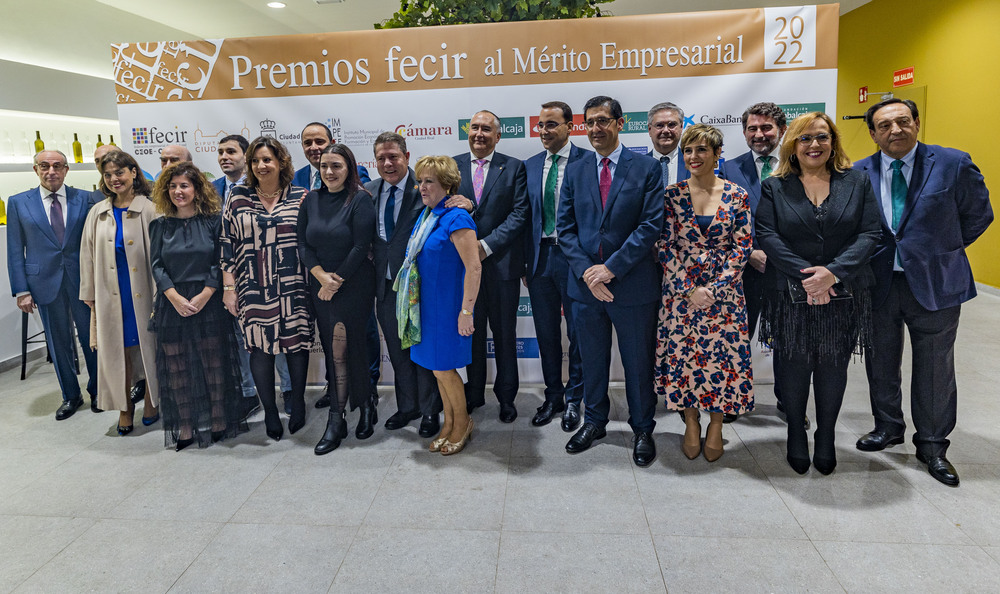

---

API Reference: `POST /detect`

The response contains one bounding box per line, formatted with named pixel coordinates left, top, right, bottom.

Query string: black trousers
left=744, top=264, right=783, bottom=405
left=465, top=265, right=520, bottom=408
left=376, top=283, right=441, bottom=416
left=864, top=273, right=961, bottom=458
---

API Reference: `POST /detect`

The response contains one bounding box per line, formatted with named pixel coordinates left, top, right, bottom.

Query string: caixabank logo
left=130, top=125, right=189, bottom=155
left=458, top=117, right=525, bottom=140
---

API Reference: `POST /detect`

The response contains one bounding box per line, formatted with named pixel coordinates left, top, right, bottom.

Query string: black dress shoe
left=384, top=410, right=421, bottom=430
left=315, top=412, right=347, bottom=455
left=531, top=401, right=565, bottom=427
left=90, top=398, right=102, bottom=413
left=561, top=402, right=581, bottom=432
left=314, top=393, right=331, bottom=409
left=55, top=398, right=83, bottom=421
left=856, top=429, right=905, bottom=452
left=722, top=413, right=738, bottom=424
left=632, top=431, right=656, bottom=467
left=916, top=452, right=960, bottom=486
left=466, top=400, right=485, bottom=414
left=565, top=422, right=606, bottom=453
left=499, top=403, right=517, bottom=424
left=356, top=403, right=376, bottom=439
left=418, top=414, right=440, bottom=438
left=130, top=380, right=146, bottom=404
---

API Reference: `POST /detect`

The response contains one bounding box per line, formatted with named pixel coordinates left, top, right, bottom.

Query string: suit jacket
left=6, top=185, right=96, bottom=305
left=524, top=143, right=591, bottom=278
left=364, top=169, right=425, bottom=295
left=211, top=176, right=227, bottom=200
left=856, top=143, right=993, bottom=311
left=755, top=168, right=881, bottom=293
left=293, top=163, right=371, bottom=190
left=719, top=151, right=764, bottom=217
left=647, top=149, right=690, bottom=185
left=557, top=147, right=664, bottom=306
left=453, top=151, right=529, bottom=280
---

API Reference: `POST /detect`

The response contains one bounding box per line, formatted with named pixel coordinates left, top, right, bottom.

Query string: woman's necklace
left=258, top=187, right=282, bottom=201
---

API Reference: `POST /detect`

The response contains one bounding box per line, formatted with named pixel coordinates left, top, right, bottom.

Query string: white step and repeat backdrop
left=111, top=5, right=839, bottom=384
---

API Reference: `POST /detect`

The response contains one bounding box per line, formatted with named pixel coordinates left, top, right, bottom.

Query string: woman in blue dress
left=396, top=156, right=480, bottom=455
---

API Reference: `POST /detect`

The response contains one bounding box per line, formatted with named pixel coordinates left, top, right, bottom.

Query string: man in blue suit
left=523, top=101, right=589, bottom=431
left=856, top=98, right=993, bottom=486
left=557, top=96, right=664, bottom=467
left=718, top=102, right=793, bottom=425
left=646, top=102, right=690, bottom=189
left=212, top=134, right=248, bottom=206
left=451, top=110, right=529, bottom=423
left=7, top=150, right=98, bottom=419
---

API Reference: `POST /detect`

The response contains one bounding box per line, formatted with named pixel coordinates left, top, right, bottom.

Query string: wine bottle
left=34, top=131, right=44, bottom=153
left=96, top=134, right=104, bottom=148
left=72, top=133, right=84, bottom=163
left=109, top=134, right=117, bottom=146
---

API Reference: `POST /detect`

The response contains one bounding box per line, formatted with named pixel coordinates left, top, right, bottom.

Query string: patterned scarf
left=394, top=206, right=441, bottom=349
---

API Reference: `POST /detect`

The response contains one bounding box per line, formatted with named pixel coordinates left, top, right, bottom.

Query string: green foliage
left=375, top=0, right=611, bottom=29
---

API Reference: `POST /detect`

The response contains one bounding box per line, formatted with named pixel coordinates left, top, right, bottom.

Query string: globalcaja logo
left=517, top=296, right=532, bottom=317
left=129, top=126, right=188, bottom=145
left=395, top=123, right=454, bottom=141
left=458, top=117, right=526, bottom=140
left=260, top=118, right=277, bottom=139
left=778, top=102, right=826, bottom=121
left=621, top=111, right=649, bottom=134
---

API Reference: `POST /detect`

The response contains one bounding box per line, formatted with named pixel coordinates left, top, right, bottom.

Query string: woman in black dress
left=298, top=144, right=377, bottom=455
left=149, top=162, right=244, bottom=450
left=756, top=112, right=881, bottom=475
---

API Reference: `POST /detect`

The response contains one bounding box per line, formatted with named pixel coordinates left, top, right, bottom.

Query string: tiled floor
left=2, top=292, right=1000, bottom=593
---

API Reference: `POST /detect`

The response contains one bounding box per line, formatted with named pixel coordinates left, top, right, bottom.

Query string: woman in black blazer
left=756, top=112, right=880, bottom=475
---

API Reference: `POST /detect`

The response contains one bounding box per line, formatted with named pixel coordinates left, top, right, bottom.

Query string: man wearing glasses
left=557, top=96, right=663, bottom=467
left=523, top=101, right=590, bottom=430
left=6, top=151, right=99, bottom=419
left=647, top=101, right=690, bottom=189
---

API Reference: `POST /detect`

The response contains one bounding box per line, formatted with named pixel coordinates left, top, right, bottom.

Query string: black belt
left=540, top=237, right=559, bottom=246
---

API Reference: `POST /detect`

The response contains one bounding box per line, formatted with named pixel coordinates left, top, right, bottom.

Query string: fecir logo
left=131, top=126, right=188, bottom=145
left=458, top=117, right=526, bottom=140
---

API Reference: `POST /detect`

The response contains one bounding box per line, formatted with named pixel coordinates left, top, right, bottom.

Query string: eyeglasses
left=36, top=163, right=67, bottom=171
left=584, top=117, right=616, bottom=129
left=797, top=133, right=832, bottom=145
left=534, top=122, right=567, bottom=132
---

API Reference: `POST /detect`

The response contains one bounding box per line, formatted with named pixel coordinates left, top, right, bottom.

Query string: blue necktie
left=659, top=155, right=671, bottom=189
left=384, top=185, right=396, bottom=239
left=312, top=170, right=322, bottom=190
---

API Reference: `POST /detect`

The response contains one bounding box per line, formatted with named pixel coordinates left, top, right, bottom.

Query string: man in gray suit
left=365, top=132, right=441, bottom=437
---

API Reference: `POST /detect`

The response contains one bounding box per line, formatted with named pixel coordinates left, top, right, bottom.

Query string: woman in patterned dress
left=655, top=124, right=754, bottom=462
left=221, top=136, right=313, bottom=442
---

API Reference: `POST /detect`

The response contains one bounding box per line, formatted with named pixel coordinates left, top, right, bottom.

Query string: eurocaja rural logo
left=458, top=117, right=526, bottom=140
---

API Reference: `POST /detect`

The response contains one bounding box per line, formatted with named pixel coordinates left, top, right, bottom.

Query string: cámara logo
left=394, top=123, right=454, bottom=140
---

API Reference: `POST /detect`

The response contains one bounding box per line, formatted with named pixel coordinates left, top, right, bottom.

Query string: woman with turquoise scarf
left=396, top=155, right=480, bottom=455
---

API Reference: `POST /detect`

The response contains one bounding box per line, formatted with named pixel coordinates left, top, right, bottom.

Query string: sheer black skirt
left=152, top=282, right=247, bottom=448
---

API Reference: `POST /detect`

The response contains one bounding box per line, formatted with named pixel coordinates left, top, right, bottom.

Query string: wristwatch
left=461, top=309, right=473, bottom=316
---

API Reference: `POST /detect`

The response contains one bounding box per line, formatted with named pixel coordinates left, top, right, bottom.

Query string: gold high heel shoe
left=682, top=409, right=702, bottom=460
left=429, top=436, right=448, bottom=452
left=441, top=419, right=474, bottom=456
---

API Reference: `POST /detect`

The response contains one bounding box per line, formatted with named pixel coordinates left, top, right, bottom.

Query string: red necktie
left=599, top=157, right=611, bottom=208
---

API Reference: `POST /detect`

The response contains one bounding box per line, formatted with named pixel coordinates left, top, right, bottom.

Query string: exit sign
left=858, top=86, right=868, bottom=103
left=893, top=67, right=914, bottom=87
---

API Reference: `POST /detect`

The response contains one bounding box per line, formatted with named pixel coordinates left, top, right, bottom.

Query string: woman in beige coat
left=80, top=150, right=160, bottom=435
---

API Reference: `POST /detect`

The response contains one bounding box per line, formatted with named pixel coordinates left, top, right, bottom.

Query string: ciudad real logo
left=260, top=118, right=277, bottom=138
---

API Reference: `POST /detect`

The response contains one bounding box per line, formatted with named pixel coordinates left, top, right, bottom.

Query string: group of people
left=5, top=95, right=991, bottom=487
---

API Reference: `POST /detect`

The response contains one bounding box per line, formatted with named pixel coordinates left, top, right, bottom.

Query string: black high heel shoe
left=175, top=438, right=194, bottom=452
left=288, top=393, right=306, bottom=435
left=264, top=411, right=284, bottom=442
left=211, top=430, right=225, bottom=443
left=117, top=423, right=134, bottom=436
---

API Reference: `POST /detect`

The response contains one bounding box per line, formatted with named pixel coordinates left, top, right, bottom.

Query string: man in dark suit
left=856, top=98, right=993, bottom=486
left=292, top=122, right=377, bottom=406
left=451, top=110, right=529, bottom=423
left=523, top=101, right=589, bottom=431
left=557, top=96, right=664, bottom=467
left=7, top=150, right=98, bottom=419
left=647, top=102, right=690, bottom=189
left=718, top=102, right=793, bottom=425
left=365, top=132, right=441, bottom=437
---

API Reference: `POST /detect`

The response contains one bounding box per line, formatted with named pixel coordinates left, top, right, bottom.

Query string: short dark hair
left=374, top=131, right=407, bottom=155
left=245, top=136, right=295, bottom=190
left=152, top=162, right=221, bottom=216
left=302, top=121, right=333, bottom=141
left=583, top=96, right=622, bottom=120
left=541, top=101, right=573, bottom=124
left=99, top=150, right=152, bottom=198
left=319, top=144, right=368, bottom=205
left=219, top=134, right=249, bottom=154
left=864, top=98, right=919, bottom=130
left=742, top=102, right=787, bottom=130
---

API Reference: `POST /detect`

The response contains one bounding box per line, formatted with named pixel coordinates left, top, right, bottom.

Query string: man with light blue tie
left=7, top=150, right=98, bottom=419
left=646, top=102, right=690, bottom=189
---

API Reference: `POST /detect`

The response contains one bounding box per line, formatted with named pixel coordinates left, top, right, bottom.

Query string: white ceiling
left=2, top=0, right=869, bottom=81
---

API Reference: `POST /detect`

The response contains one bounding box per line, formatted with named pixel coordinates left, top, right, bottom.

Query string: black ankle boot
left=315, top=412, right=347, bottom=455
left=356, top=401, right=376, bottom=440
left=288, top=393, right=306, bottom=435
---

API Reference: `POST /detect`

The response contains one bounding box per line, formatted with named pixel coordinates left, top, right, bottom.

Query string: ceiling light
left=267, top=2, right=286, bottom=7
